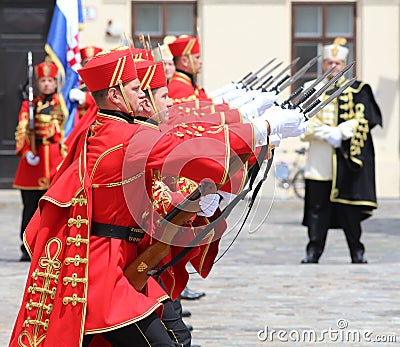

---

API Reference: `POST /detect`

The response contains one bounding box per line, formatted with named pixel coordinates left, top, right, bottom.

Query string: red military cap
left=130, top=47, right=154, bottom=61
left=80, top=46, right=103, bottom=61
left=78, top=47, right=138, bottom=92
left=35, top=58, right=58, bottom=79
left=168, top=35, right=200, bottom=57
left=135, top=60, right=167, bottom=90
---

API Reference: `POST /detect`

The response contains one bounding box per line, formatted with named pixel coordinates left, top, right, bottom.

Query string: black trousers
left=163, top=298, right=191, bottom=347
left=20, top=190, right=45, bottom=252
left=83, top=312, right=181, bottom=347
left=303, top=179, right=365, bottom=259
left=83, top=300, right=190, bottom=347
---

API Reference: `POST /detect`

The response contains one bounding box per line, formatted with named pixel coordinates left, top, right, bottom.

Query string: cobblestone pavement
left=1, top=187, right=399, bottom=346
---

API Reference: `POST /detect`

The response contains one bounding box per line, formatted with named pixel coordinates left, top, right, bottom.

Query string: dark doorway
left=0, top=0, right=54, bottom=188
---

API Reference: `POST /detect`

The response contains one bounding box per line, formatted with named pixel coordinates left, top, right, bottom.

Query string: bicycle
left=273, top=147, right=307, bottom=199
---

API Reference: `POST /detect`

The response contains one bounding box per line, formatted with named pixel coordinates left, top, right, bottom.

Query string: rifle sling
left=149, top=142, right=271, bottom=278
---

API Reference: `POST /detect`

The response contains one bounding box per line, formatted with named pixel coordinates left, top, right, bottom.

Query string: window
left=131, top=1, right=197, bottom=48
left=291, top=2, right=356, bottom=90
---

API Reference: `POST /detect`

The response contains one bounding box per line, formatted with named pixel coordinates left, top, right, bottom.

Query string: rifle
left=123, top=153, right=250, bottom=292
left=124, top=66, right=356, bottom=292
left=268, top=55, right=319, bottom=95
left=280, top=65, right=336, bottom=109
left=238, top=58, right=276, bottom=87
left=27, top=51, right=36, bottom=155
left=257, top=57, right=300, bottom=91
left=303, top=77, right=357, bottom=119
left=246, top=61, right=283, bottom=90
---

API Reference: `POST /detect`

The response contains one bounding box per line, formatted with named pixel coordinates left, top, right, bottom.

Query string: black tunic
left=329, top=79, right=382, bottom=221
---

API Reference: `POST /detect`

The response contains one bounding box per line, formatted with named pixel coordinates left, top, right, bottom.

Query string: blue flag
left=45, top=0, right=84, bottom=138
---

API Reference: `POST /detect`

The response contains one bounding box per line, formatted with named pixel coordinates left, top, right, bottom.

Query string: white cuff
left=252, top=117, right=268, bottom=147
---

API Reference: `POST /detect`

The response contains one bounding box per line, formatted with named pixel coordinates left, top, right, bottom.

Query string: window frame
left=131, top=1, right=198, bottom=48
left=291, top=2, right=357, bottom=89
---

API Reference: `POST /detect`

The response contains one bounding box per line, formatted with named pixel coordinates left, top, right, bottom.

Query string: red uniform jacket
left=168, top=71, right=212, bottom=104
left=9, top=110, right=258, bottom=347
left=13, top=94, right=65, bottom=190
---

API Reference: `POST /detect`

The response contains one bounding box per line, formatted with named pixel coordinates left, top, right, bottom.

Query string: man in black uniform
left=300, top=37, right=383, bottom=264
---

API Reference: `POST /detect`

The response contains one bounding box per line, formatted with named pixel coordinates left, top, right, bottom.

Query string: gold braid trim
left=92, top=171, right=145, bottom=188
left=177, top=177, right=198, bottom=193
left=350, top=103, right=369, bottom=158
left=15, top=113, right=29, bottom=154
left=62, top=293, right=87, bottom=306
left=338, top=86, right=367, bottom=167
left=66, top=234, right=89, bottom=247
left=152, top=179, right=173, bottom=216
left=171, top=94, right=198, bottom=104
left=63, top=273, right=88, bottom=287
left=19, top=238, right=62, bottom=345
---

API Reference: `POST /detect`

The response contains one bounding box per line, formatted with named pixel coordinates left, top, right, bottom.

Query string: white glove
left=222, top=88, right=247, bottom=103
left=217, top=190, right=236, bottom=203
left=209, top=83, right=242, bottom=99
left=212, top=95, right=225, bottom=105
left=69, top=88, right=85, bottom=104
left=25, top=151, right=40, bottom=166
left=239, top=92, right=278, bottom=119
left=269, top=134, right=282, bottom=147
left=312, top=124, right=332, bottom=140
left=325, top=126, right=343, bottom=148
left=338, top=119, right=358, bottom=140
left=255, top=91, right=279, bottom=114
left=198, top=193, right=220, bottom=217
left=229, top=90, right=260, bottom=109
left=263, top=106, right=308, bottom=139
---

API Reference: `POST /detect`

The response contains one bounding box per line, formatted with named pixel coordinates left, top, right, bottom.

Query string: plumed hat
left=323, top=37, right=349, bottom=61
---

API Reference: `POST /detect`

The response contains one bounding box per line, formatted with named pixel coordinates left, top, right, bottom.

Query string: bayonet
left=252, top=58, right=277, bottom=77
left=304, top=77, right=356, bottom=119
left=238, top=72, right=252, bottom=84
left=27, top=51, right=36, bottom=155
left=246, top=61, right=283, bottom=89
left=282, top=65, right=336, bottom=109
left=272, top=55, right=320, bottom=94
left=241, top=57, right=277, bottom=87
left=301, top=61, right=355, bottom=110
left=288, top=65, right=336, bottom=109
left=259, top=57, right=300, bottom=91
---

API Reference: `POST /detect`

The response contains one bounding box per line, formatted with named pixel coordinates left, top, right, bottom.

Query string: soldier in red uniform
left=134, top=58, right=194, bottom=346
left=167, top=34, right=225, bottom=302
left=167, top=35, right=212, bottom=104
left=13, top=58, right=64, bottom=262
left=9, top=47, right=307, bottom=347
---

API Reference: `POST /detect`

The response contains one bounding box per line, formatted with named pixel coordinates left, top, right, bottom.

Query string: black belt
left=35, top=138, right=46, bottom=145
left=91, top=222, right=145, bottom=243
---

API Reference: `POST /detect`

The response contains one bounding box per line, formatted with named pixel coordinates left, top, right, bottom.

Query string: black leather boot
left=301, top=252, right=319, bottom=264
left=181, top=286, right=205, bottom=300
left=351, top=250, right=368, bottom=264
